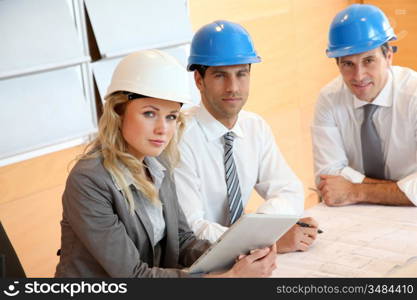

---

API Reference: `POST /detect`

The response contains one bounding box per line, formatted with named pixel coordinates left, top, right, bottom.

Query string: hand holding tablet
left=188, top=214, right=299, bottom=274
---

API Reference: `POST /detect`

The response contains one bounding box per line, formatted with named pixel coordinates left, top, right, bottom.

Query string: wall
left=2, top=0, right=416, bottom=277
left=0, top=145, right=84, bottom=276
left=364, top=0, right=417, bottom=70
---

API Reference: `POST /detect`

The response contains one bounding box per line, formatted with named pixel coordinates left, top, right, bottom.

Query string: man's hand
left=318, top=175, right=360, bottom=206
left=275, top=217, right=319, bottom=253
left=318, top=174, right=413, bottom=206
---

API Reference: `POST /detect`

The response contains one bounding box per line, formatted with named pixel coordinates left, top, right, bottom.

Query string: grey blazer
left=55, top=156, right=211, bottom=277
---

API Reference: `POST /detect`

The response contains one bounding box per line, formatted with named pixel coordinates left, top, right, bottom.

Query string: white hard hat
left=105, top=49, right=193, bottom=106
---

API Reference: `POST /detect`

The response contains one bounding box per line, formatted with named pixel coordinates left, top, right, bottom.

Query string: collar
left=195, top=102, right=245, bottom=142
left=111, top=157, right=166, bottom=191
left=353, top=69, right=393, bottom=109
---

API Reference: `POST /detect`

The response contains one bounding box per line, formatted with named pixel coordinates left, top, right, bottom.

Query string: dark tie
left=223, top=132, right=244, bottom=225
left=361, top=104, right=385, bottom=179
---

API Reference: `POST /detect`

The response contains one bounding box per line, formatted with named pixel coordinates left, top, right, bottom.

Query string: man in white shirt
left=174, top=20, right=319, bottom=253
left=312, top=4, right=417, bottom=207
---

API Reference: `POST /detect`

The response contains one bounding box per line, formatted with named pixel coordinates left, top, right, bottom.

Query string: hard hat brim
left=187, top=56, right=261, bottom=71
left=326, top=36, right=397, bottom=58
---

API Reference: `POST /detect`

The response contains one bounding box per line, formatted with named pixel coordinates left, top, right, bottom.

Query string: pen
left=296, top=221, right=323, bottom=234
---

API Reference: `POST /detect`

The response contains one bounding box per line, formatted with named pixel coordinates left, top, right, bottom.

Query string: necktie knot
left=224, top=132, right=235, bottom=148
left=363, top=104, right=378, bottom=120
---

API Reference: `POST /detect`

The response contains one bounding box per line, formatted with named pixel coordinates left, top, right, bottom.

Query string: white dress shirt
left=174, top=104, right=304, bottom=242
left=312, top=66, right=417, bottom=205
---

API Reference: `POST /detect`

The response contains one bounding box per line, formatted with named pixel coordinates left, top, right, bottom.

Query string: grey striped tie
left=223, top=132, right=244, bottom=225
left=361, top=104, right=385, bottom=179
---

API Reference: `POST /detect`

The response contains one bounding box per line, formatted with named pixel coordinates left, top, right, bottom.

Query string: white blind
left=84, top=0, right=192, bottom=58
left=0, top=66, right=95, bottom=159
left=0, top=0, right=89, bottom=79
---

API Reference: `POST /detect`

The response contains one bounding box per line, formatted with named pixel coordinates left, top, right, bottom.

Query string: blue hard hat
left=326, top=4, right=397, bottom=58
left=187, top=20, right=261, bottom=71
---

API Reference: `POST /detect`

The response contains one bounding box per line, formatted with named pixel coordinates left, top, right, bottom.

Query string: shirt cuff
left=340, top=167, right=365, bottom=183
left=397, top=173, right=417, bottom=206
left=193, top=220, right=228, bottom=243
left=256, top=197, right=303, bottom=216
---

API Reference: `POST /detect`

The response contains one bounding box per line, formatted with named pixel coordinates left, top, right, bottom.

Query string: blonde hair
left=81, top=92, right=185, bottom=213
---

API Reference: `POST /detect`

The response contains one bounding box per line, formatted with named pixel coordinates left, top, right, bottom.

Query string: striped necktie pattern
left=223, top=132, right=244, bottom=225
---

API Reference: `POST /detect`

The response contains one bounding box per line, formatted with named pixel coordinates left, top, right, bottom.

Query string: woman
left=55, top=49, right=276, bottom=277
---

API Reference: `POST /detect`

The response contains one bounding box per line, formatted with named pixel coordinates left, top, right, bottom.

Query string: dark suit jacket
left=0, top=221, right=26, bottom=278
left=55, top=156, right=211, bottom=277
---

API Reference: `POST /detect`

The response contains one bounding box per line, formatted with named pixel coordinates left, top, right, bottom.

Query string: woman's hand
left=205, top=243, right=277, bottom=278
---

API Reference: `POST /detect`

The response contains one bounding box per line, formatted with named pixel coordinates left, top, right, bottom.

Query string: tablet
left=188, top=213, right=298, bottom=274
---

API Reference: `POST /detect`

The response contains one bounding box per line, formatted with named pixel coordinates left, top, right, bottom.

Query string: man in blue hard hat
left=313, top=4, right=417, bottom=207
left=174, top=20, right=319, bottom=253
